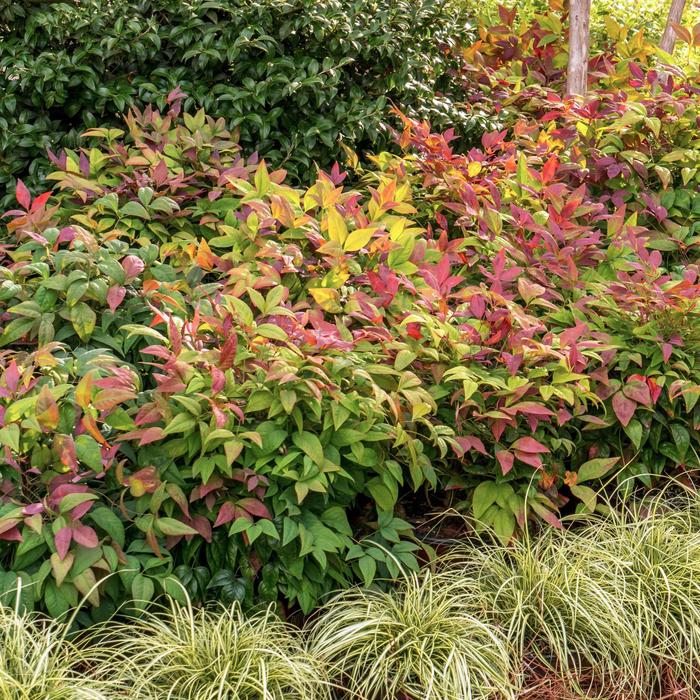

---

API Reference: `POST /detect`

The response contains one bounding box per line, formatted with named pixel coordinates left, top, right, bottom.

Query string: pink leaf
left=612, top=391, right=636, bottom=427
left=72, top=524, right=99, bottom=549
left=532, top=503, right=563, bottom=529
left=22, top=503, right=44, bottom=515
left=513, top=402, right=554, bottom=417
left=72, top=500, right=95, bottom=520
left=559, top=323, right=588, bottom=347
left=5, top=361, right=20, bottom=393
left=496, top=449, right=514, bottom=475
left=557, top=408, right=573, bottom=426
left=138, top=427, right=165, bottom=446
left=121, top=255, right=145, bottom=281
left=211, top=367, right=225, bottom=393
left=107, top=285, right=126, bottom=312
left=55, top=527, right=73, bottom=560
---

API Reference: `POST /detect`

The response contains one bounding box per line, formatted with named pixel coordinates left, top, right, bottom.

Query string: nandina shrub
left=368, top=9, right=700, bottom=528
left=0, top=97, right=459, bottom=619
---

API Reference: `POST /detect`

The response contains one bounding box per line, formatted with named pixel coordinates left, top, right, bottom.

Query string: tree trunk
left=660, top=0, right=687, bottom=54
left=566, top=0, right=592, bottom=99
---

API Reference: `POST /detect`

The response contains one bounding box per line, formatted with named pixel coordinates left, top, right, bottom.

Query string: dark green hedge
left=0, top=0, right=481, bottom=204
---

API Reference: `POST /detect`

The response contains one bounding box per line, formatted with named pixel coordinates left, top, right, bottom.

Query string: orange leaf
left=75, top=372, right=94, bottom=410
left=672, top=22, right=693, bottom=44
left=81, top=413, right=108, bottom=445
left=196, top=238, right=214, bottom=270
left=36, top=385, right=59, bottom=431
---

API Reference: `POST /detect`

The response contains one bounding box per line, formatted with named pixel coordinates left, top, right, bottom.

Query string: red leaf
left=541, top=155, right=559, bottom=184
left=0, top=526, right=22, bottom=542
left=55, top=527, right=73, bottom=560
left=191, top=515, right=212, bottom=542
left=54, top=435, right=78, bottom=471
left=623, top=380, right=651, bottom=407
left=514, top=450, right=543, bottom=469
left=219, top=332, right=238, bottom=370
left=496, top=449, right=514, bottom=475
left=454, top=436, right=487, bottom=456
left=30, top=191, right=52, bottom=212
left=214, top=502, right=236, bottom=528
left=647, top=378, right=662, bottom=405
left=510, top=437, right=549, bottom=454
left=15, top=180, right=31, bottom=210
left=237, top=498, right=271, bottom=519
left=612, top=391, right=636, bottom=427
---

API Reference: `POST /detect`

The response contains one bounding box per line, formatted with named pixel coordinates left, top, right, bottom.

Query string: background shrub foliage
left=0, top=0, right=479, bottom=207
left=4, top=0, right=700, bottom=622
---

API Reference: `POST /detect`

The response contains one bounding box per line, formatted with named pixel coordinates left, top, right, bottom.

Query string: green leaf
left=70, top=546, right=103, bottom=577
left=66, top=280, right=88, bottom=307
left=292, top=431, right=324, bottom=465
left=162, top=576, right=187, bottom=604
left=623, top=418, right=643, bottom=450
left=120, top=324, right=168, bottom=342
left=70, top=302, right=96, bottom=341
left=0, top=318, right=35, bottom=346
left=493, top=508, right=515, bottom=545
left=577, top=457, right=619, bottom=483
left=90, top=507, right=125, bottom=547
left=162, top=413, right=197, bottom=436
left=43, top=580, right=77, bottom=618
left=0, top=424, right=20, bottom=452
left=472, top=481, right=498, bottom=520
left=358, top=555, right=376, bottom=587
left=571, top=484, right=597, bottom=512
left=367, top=480, right=396, bottom=512
left=255, top=323, right=288, bottom=341
left=157, top=518, right=198, bottom=536
left=670, top=424, right=690, bottom=461
left=120, top=201, right=151, bottom=219
left=59, top=492, right=98, bottom=514
left=131, top=574, right=155, bottom=609
left=75, top=434, right=102, bottom=470
left=394, top=349, right=416, bottom=371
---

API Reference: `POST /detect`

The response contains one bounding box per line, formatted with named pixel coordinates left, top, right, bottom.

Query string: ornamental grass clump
left=452, top=527, right=647, bottom=699
left=0, top=604, right=111, bottom=700
left=447, top=492, right=700, bottom=698
left=572, top=495, right=700, bottom=695
left=306, top=570, right=516, bottom=700
left=91, top=598, right=328, bottom=700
